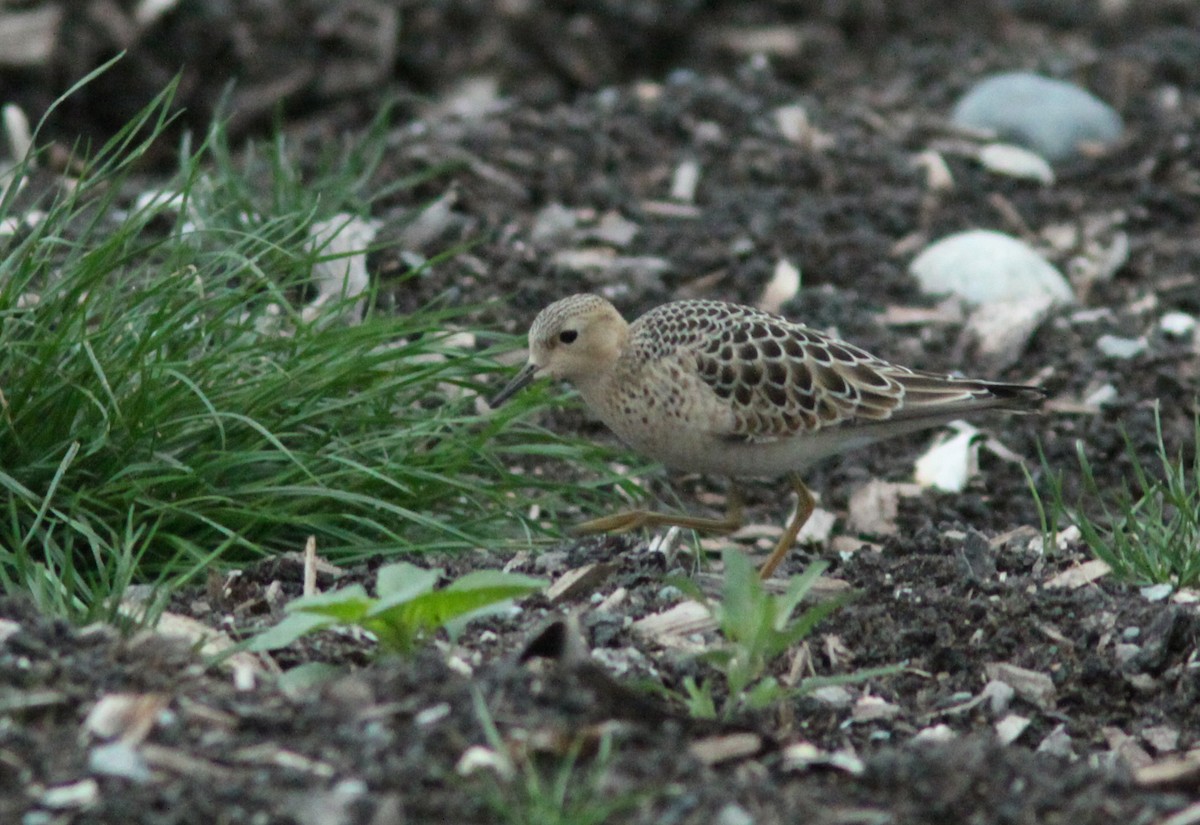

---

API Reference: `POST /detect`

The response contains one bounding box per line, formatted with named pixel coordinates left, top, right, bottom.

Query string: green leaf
left=744, top=677, right=783, bottom=710
left=373, top=562, right=440, bottom=606
left=277, top=662, right=343, bottom=697
left=369, top=582, right=542, bottom=628
left=286, top=584, right=373, bottom=622
left=444, top=569, right=545, bottom=592
left=682, top=676, right=716, bottom=719
left=247, top=611, right=335, bottom=651
left=363, top=577, right=544, bottom=653
left=776, top=560, right=829, bottom=628
left=716, top=549, right=767, bottom=643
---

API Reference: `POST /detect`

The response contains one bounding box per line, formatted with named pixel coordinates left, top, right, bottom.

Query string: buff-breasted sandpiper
left=491, top=294, right=1045, bottom=578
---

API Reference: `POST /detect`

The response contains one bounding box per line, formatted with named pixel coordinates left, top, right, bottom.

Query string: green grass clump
left=0, top=75, right=638, bottom=620
left=1037, top=405, right=1200, bottom=588
left=472, top=688, right=646, bottom=825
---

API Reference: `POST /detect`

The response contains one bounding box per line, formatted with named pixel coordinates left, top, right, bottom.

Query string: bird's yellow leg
left=758, top=473, right=815, bottom=580
left=572, top=483, right=744, bottom=536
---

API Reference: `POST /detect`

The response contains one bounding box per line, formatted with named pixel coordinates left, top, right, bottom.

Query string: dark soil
left=3, top=1, right=1200, bottom=823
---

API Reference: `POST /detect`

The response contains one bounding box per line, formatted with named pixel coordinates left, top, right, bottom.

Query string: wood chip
left=84, top=693, right=168, bottom=743
left=1044, top=559, right=1111, bottom=589
left=1153, top=801, right=1200, bottom=825
left=780, top=742, right=865, bottom=775
left=881, top=301, right=964, bottom=327
left=150, top=611, right=273, bottom=675
left=639, top=200, right=702, bottom=219
left=303, top=535, right=318, bottom=597
left=595, top=586, right=627, bottom=612
left=851, top=695, right=900, bottom=722
left=232, top=744, right=335, bottom=777
left=1143, top=724, right=1181, bottom=754
left=670, top=158, right=701, bottom=202
left=716, top=25, right=805, bottom=57
left=983, top=662, right=1056, bottom=709
left=0, top=5, right=63, bottom=67
left=728, top=523, right=784, bottom=541
left=141, top=744, right=240, bottom=781
left=1134, top=755, right=1200, bottom=789
left=688, top=732, right=762, bottom=766
left=796, top=507, right=836, bottom=544
left=963, top=295, right=1057, bottom=372
left=757, top=259, right=800, bottom=314
left=995, top=714, right=1031, bottom=745
left=1103, top=725, right=1154, bottom=771
left=847, top=479, right=918, bottom=535
left=631, top=600, right=714, bottom=646
left=545, top=563, right=618, bottom=604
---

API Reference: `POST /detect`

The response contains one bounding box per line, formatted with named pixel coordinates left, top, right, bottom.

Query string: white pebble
left=978, top=142, right=1055, bottom=184
left=1095, top=334, right=1148, bottom=360
left=910, top=230, right=1073, bottom=307
left=1159, top=311, right=1196, bottom=337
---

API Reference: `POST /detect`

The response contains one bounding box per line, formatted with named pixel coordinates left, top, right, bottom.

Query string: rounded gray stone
left=951, top=72, right=1123, bottom=162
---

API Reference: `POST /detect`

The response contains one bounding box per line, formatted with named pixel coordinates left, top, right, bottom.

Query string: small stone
left=995, top=714, right=1031, bottom=745
left=852, top=695, right=901, bottom=722
left=587, top=212, right=639, bottom=248
left=914, top=424, right=980, bottom=493
left=1159, top=311, right=1197, bottom=337
left=811, top=685, right=853, bottom=707
left=796, top=507, right=837, bottom=544
left=689, top=734, right=763, bottom=767
left=1140, top=583, right=1173, bottom=602
left=1082, top=383, right=1119, bottom=408
left=1114, top=643, right=1141, bottom=666
left=913, top=724, right=956, bottom=744
left=913, top=150, right=954, bottom=191
left=40, top=780, right=99, bottom=810
left=962, top=294, right=1057, bottom=371
left=1142, top=725, right=1180, bottom=754
left=910, top=230, right=1073, bottom=307
left=773, top=103, right=811, bottom=143
left=983, top=662, right=1056, bottom=709
left=1036, top=723, right=1074, bottom=758
left=952, top=72, right=1123, bottom=162
left=670, top=158, right=701, bottom=202
left=982, top=679, right=1016, bottom=715
left=1096, top=334, right=1148, bottom=360
left=757, top=259, right=800, bottom=315
left=88, top=742, right=152, bottom=783
left=530, top=203, right=578, bottom=244
left=714, top=802, right=755, bottom=825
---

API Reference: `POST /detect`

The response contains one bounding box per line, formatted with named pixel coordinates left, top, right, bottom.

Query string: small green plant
left=1038, top=405, right=1200, bottom=588
left=471, top=687, right=645, bottom=825
left=671, top=549, right=847, bottom=719
left=249, top=562, right=544, bottom=654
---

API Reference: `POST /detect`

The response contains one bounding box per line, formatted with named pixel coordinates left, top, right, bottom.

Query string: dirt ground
left=3, top=1, right=1200, bottom=823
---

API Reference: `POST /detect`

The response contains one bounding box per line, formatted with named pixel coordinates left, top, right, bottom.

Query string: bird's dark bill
left=490, top=362, right=540, bottom=408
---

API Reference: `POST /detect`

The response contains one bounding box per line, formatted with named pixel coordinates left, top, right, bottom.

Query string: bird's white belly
left=603, top=415, right=877, bottom=479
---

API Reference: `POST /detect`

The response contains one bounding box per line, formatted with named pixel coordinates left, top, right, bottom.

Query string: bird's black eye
left=558, top=330, right=578, bottom=344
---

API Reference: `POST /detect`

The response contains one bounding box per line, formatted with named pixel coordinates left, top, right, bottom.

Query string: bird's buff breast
left=574, top=365, right=823, bottom=479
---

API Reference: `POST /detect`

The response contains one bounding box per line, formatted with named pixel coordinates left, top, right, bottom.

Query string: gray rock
left=952, top=72, right=1122, bottom=162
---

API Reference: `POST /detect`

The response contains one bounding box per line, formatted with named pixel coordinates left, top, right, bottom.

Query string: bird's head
left=490, top=294, right=628, bottom=407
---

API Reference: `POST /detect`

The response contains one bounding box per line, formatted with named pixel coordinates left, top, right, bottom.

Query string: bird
left=490, top=294, right=1045, bottom=578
